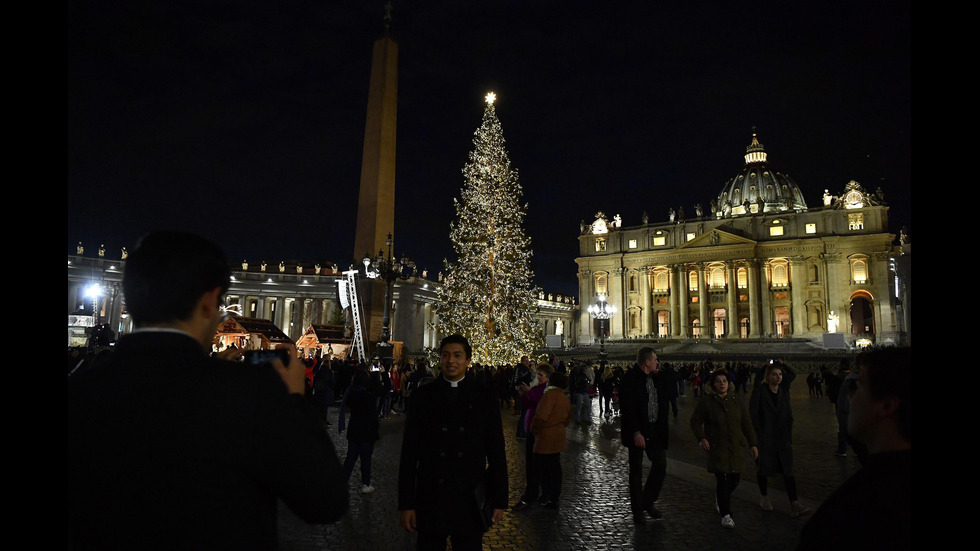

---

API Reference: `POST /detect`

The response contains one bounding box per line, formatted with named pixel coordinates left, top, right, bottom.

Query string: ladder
left=340, top=269, right=367, bottom=363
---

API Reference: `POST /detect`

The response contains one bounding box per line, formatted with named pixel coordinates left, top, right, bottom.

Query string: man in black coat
left=68, top=231, right=348, bottom=550
left=398, top=334, right=508, bottom=551
left=619, top=346, right=671, bottom=524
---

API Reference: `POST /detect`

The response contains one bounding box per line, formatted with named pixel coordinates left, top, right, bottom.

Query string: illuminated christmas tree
left=439, top=92, right=542, bottom=364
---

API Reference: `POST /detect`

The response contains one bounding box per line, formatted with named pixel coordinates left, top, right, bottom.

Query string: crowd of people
left=69, top=231, right=910, bottom=550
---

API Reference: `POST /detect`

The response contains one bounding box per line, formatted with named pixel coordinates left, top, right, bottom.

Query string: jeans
left=572, top=392, right=591, bottom=423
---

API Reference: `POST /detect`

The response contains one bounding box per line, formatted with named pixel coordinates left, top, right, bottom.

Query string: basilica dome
left=713, top=132, right=808, bottom=218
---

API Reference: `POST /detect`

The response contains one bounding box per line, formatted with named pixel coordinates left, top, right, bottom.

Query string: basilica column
left=822, top=253, right=846, bottom=332
left=759, top=262, right=772, bottom=337
left=668, top=266, right=679, bottom=338
left=640, top=266, right=652, bottom=336
left=676, top=264, right=690, bottom=338
left=872, top=251, right=895, bottom=340
left=726, top=261, right=739, bottom=338
left=578, top=270, right=593, bottom=343
left=747, top=259, right=762, bottom=338
left=609, top=267, right=625, bottom=338
left=697, top=263, right=709, bottom=337
left=789, top=256, right=806, bottom=337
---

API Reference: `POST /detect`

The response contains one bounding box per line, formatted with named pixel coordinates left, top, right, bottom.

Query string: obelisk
left=353, top=9, right=397, bottom=265
left=353, top=5, right=397, bottom=344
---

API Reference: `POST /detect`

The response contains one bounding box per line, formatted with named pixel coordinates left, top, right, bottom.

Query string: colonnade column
left=789, top=257, right=806, bottom=337
left=747, top=259, right=762, bottom=338
left=726, top=261, right=739, bottom=338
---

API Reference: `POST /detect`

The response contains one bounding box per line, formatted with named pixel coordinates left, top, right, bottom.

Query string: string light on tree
left=438, top=92, right=542, bottom=364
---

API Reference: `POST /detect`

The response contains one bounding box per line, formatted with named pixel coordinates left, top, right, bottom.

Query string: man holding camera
left=69, top=231, right=348, bottom=550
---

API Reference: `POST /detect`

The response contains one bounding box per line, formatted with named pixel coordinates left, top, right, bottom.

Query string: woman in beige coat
left=530, top=371, right=572, bottom=509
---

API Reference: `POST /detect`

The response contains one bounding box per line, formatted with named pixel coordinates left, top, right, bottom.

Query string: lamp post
left=587, top=294, right=616, bottom=370
left=362, top=233, right=416, bottom=369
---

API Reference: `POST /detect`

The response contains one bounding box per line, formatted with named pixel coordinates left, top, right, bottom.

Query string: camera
left=244, top=349, right=291, bottom=366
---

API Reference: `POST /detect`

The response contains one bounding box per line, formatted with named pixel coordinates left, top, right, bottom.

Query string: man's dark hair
left=439, top=334, right=472, bottom=359
left=856, top=347, right=911, bottom=440
left=549, top=371, right=568, bottom=390
left=636, top=346, right=656, bottom=366
left=123, top=231, right=230, bottom=325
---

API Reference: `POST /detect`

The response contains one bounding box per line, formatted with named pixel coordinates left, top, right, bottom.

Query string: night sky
left=68, top=1, right=911, bottom=298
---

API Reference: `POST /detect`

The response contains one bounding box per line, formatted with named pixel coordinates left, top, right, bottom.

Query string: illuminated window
left=594, top=272, right=608, bottom=295
left=654, top=270, right=669, bottom=291
left=852, top=259, right=868, bottom=283
left=709, top=267, right=725, bottom=288
left=595, top=237, right=606, bottom=251
left=737, top=267, right=747, bottom=288
left=805, top=223, right=816, bottom=234
left=653, top=235, right=666, bottom=246
left=771, top=261, right=788, bottom=286
left=628, top=239, right=637, bottom=249
left=769, top=225, right=784, bottom=236
left=848, top=213, right=864, bottom=230
left=686, top=233, right=696, bottom=242
left=688, top=271, right=698, bottom=291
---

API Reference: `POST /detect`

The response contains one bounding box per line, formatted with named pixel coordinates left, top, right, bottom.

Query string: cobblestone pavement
left=279, top=383, right=859, bottom=550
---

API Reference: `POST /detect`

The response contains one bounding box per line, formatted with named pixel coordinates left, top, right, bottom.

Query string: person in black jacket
left=619, top=346, right=671, bottom=524
left=68, top=231, right=347, bottom=550
left=339, top=367, right=381, bottom=494
left=398, top=334, right=508, bottom=551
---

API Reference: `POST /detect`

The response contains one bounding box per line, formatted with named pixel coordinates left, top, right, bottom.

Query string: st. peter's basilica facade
left=576, top=133, right=909, bottom=348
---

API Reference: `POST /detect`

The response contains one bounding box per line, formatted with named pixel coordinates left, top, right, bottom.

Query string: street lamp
left=362, top=233, right=416, bottom=369
left=587, top=294, right=616, bottom=369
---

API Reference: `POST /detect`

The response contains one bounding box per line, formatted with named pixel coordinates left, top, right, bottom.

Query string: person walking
left=749, top=362, right=811, bottom=518
left=619, top=347, right=670, bottom=524
left=529, top=371, right=572, bottom=509
left=512, top=364, right=552, bottom=511
left=690, top=368, right=758, bottom=529
left=339, top=368, right=381, bottom=494
left=598, top=365, right=617, bottom=418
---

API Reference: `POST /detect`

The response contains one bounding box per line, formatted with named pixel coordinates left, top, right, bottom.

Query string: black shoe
left=511, top=500, right=530, bottom=511
left=645, top=505, right=663, bottom=520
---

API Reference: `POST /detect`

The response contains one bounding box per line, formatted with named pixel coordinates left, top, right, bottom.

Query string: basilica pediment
left=678, top=228, right=756, bottom=249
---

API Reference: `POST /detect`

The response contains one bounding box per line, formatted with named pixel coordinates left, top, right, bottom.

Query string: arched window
left=594, top=272, right=608, bottom=295
left=629, top=272, right=638, bottom=292
left=737, top=267, right=748, bottom=288
left=851, top=258, right=868, bottom=284
left=654, top=270, right=669, bottom=291
left=688, top=271, right=698, bottom=291
left=710, top=266, right=725, bottom=288
left=771, top=260, right=789, bottom=286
